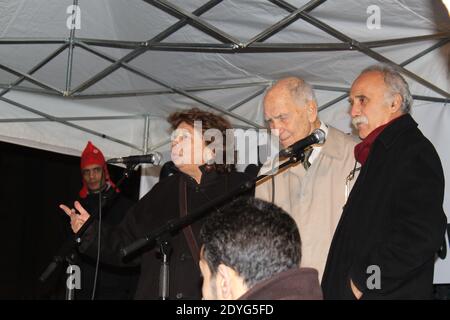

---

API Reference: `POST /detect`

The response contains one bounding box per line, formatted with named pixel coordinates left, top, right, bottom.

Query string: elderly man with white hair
left=255, top=76, right=358, bottom=282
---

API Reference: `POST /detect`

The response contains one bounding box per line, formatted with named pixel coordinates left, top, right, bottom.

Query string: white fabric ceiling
left=0, top=0, right=449, bottom=282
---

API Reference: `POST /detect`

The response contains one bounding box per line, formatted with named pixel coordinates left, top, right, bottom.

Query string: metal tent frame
left=0, top=0, right=448, bottom=154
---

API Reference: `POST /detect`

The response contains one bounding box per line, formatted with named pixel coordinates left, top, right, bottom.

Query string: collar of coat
left=376, top=113, right=417, bottom=149
left=175, top=164, right=221, bottom=186
left=238, top=267, right=323, bottom=300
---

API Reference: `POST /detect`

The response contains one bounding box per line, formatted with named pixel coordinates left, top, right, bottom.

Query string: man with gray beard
left=322, top=64, right=447, bottom=299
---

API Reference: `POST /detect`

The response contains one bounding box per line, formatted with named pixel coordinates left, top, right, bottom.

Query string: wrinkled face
left=81, top=164, right=105, bottom=192
left=349, top=71, right=396, bottom=139
left=199, top=257, right=219, bottom=300
left=264, top=87, right=315, bottom=148
left=171, top=122, right=207, bottom=172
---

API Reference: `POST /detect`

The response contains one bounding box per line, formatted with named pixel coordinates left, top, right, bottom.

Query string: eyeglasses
left=81, top=167, right=103, bottom=176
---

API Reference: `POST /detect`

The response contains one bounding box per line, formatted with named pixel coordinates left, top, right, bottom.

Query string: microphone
left=107, top=152, right=162, bottom=165
left=279, top=129, right=326, bottom=158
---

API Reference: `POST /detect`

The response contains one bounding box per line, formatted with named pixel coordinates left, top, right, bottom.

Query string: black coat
left=80, top=167, right=252, bottom=299
left=76, top=191, right=139, bottom=300
left=238, top=268, right=323, bottom=300
left=322, top=114, right=447, bottom=299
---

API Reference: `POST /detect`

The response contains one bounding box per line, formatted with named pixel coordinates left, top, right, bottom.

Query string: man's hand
left=350, top=279, right=363, bottom=300
left=60, top=201, right=91, bottom=233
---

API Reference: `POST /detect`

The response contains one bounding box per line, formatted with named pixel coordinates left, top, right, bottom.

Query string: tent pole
left=269, top=0, right=449, bottom=98
left=143, top=0, right=240, bottom=45
left=70, top=80, right=271, bottom=99
left=65, top=0, right=79, bottom=94
left=228, top=87, right=268, bottom=112
left=135, top=35, right=450, bottom=53
left=145, top=42, right=349, bottom=53
left=73, top=43, right=263, bottom=128
left=0, top=63, right=63, bottom=95
left=68, top=0, right=223, bottom=96
left=143, top=115, right=150, bottom=155
left=318, top=39, right=450, bottom=111
left=0, top=96, right=143, bottom=151
left=0, top=85, right=60, bottom=96
left=244, top=0, right=326, bottom=47
left=0, top=115, right=146, bottom=123
left=318, top=94, right=349, bottom=112
left=399, top=39, right=449, bottom=67
left=364, top=32, right=450, bottom=48
left=0, top=44, right=68, bottom=97
left=1, top=31, right=446, bottom=51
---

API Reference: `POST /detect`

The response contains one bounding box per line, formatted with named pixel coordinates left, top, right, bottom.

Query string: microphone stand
left=121, top=151, right=305, bottom=300
left=158, top=236, right=172, bottom=300
left=39, top=164, right=138, bottom=299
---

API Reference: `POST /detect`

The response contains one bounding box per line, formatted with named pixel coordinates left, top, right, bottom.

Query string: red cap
left=79, top=141, right=118, bottom=198
left=81, top=141, right=106, bottom=169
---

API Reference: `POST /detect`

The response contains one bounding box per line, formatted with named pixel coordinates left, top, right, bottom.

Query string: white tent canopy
left=0, top=0, right=449, bottom=282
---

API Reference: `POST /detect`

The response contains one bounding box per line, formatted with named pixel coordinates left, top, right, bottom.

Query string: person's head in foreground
left=199, top=197, right=322, bottom=300
left=349, top=63, right=412, bottom=139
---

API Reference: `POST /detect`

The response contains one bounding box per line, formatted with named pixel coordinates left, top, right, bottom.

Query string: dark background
left=0, top=141, right=141, bottom=299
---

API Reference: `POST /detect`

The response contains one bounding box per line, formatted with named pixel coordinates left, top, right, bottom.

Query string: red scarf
left=354, top=116, right=403, bottom=166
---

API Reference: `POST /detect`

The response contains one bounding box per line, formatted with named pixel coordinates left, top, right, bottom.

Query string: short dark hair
left=200, top=197, right=301, bottom=288
left=167, top=107, right=235, bottom=173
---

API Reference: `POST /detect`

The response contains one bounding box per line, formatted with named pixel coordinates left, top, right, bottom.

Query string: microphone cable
left=271, top=156, right=278, bottom=204
left=91, top=190, right=103, bottom=300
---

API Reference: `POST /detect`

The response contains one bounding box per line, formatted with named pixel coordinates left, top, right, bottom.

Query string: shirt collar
left=179, top=164, right=219, bottom=186
left=308, top=121, right=328, bottom=165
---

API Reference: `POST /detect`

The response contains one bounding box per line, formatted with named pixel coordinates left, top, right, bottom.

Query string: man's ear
left=390, top=93, right=403, bottom=114
left=217, top=264, right=233, bottom=300
left=307, top=100, right=318, bottom=123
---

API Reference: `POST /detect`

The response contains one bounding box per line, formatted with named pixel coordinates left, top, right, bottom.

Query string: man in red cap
left=79, top=141, right=116, bottom=198
left=75, top=141, right=138, bottom=300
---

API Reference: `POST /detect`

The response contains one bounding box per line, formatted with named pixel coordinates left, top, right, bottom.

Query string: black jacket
left=80, top=167, right=252, bottom=299
left=238, top=268, right=323, bottom=300
left=322, top=114, right=447, bottom=299
left=76, top=190, right=138, bottom=300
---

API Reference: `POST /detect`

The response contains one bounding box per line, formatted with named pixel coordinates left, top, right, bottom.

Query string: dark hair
left=200, top=197, right=301, bottom=288
left=167, top=107, right=235, bottom=173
